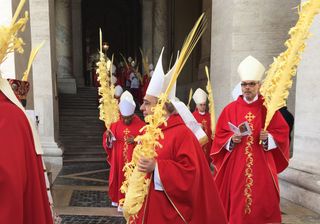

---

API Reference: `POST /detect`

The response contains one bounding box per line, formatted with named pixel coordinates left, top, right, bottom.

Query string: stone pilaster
left=29, top=0, right=63, bottom=181
left=55, top=0, right=76, bottom=94
left=198, top=0, right=212, bottom=79
left=72, top=0, right=84, bottom=87
left=153, top=0, right=168, bottom=67
left=142, top=0, right=153, bottom=66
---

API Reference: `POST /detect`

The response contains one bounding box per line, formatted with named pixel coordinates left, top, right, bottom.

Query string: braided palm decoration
left=260, top=0, right=320, bottom=130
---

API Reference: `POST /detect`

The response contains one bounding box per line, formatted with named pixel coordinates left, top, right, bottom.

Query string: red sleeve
left=103, top=122, right=118, bottom=165
left=210, top=106, right=234, bottom=172
left=266, top=110, right=290, bottom=173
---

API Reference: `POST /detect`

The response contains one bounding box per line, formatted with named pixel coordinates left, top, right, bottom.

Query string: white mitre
left=193, top=88, right=207, bottom=104
left=120, top=90, right=134, bottom=102
left=171, top=99, right=208, bottom=146
left=146, top=48, right=177, bottom=100
left=119, top=93, right=136, bottom=116
left=238, top=55, right=265, bottom=81
left=232, top=82, right=242, bottom=101
left=114, top=85, right=123, bottom=97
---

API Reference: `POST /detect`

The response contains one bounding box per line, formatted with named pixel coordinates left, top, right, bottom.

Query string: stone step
left=59, top=87, right=116, bottom=162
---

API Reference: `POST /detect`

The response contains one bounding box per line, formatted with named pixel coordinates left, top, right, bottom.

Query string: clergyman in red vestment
left=133, top=49, right=228, bottom=224
left=192, top=87, right=213, bottom=165
left=103, top=91, right=144, bottom=211
left=211, top=56, right=290, bottom=224
left=0, top=78, right=53, bottom=224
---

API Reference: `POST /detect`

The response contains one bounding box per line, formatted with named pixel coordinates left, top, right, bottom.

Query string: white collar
left=198, top=111, right=206, bottom=115
left=243, top=94, right=258, bottom=104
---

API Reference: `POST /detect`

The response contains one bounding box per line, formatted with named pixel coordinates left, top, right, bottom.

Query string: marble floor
left=52, top=162, right=320, bottom=224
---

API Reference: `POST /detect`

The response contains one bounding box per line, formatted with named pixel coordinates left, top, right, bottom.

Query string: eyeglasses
left=241, top=82, right=258, bottom=87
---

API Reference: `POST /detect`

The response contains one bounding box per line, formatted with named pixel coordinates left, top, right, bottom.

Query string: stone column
left=198, top=0, right=211, bottom=78
left=153, top=0, right=168, bottom=67
left=0, top=0, right=15, bottom=78
left=210, top=0, right=299, bottom=116
left=72, top=0, right=84, bottom=87
left=279, top=7, right=320, bottom=213
left=55, top=0, right=76, bottom=94
left=29, top=0, right=63, bottom=181
left=142, top=0, right=153, bottom=66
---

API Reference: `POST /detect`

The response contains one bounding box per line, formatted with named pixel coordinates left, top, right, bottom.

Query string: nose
left=140, top=103, right=145, bottom=112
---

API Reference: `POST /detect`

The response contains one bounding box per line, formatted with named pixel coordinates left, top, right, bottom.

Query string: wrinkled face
left=140, top=95, right=158, bottom=118
left=241, top=80, right=261, bottom=101
left=122, top=114, right=134, bottom=125
left=197, top=103, right=206, bottom=113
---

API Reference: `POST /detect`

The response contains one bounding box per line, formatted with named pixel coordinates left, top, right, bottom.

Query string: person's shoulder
left=133, top=115, right=145, bottom=125
left=221, top=100, right=237, bottom=113
left=0, top=100, right=28, bottom=125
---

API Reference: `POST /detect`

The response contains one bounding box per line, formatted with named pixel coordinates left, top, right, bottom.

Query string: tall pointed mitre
left=238, top=55, right=265, bottom=81
left=162, top=52, right=179, bottom=100
left=146, top=48, right=165, bottom=97
left=146, top=48, right=179, bottom=100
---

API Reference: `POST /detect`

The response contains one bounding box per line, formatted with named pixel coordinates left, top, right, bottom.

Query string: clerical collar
left=198, top=111, right=206, bottom=115
left=243, top=94, right=258, bottom=104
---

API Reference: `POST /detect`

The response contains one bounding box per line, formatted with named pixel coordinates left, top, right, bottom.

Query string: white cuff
left=264, top=134, right=277, bottom=151
left=225, top=137, right=233, bottom=152
left=154, top=163, right=164, bottom=191
left=107, top=133, right=116, bottom=148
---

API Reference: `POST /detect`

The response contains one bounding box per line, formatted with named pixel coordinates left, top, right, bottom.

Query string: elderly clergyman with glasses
left=210, top=56, right=290, bottom=224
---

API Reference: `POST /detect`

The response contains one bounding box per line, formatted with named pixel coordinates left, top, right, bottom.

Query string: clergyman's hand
left=138, top=157, right=156, bottom=173
left=231, top=133, right=242, bottom=144
left=260, top=130, right=268, bottom=141
left=126, top=136, right=135, bottom=144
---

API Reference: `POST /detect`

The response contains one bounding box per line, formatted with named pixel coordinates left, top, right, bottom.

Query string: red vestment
left=103, top=115, right=145, bottom=204
left=193, top=109, right=213, bottom=164
left=135, top=114, right=227, bottom=224
left=211, top=96, right=289, bottom=224
left=0, top=92, right=53, bottom=224
left=116, top=68, right=126, bottom=88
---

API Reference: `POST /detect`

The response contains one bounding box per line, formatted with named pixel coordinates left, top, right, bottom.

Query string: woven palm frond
left=97, top=29, right=119, bottom=129
left=261, top=0, right=320, bottom=130
left=0, top=0, right=28, bottom=67
left=205, top=66, right=216, bottom=137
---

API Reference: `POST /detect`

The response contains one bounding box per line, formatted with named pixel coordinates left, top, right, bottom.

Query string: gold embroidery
left=244, top=112, right=255, bottom=214
left=123, top=128, right=130, bottom=163
left=245, top=112, right=255, bottom=123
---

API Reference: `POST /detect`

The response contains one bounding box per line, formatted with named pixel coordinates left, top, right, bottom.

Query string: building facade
left=0, top=0, right=319, bottom=214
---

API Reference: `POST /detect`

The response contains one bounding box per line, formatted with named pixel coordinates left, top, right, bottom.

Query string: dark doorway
left=82, top=0, right=142, bottom=65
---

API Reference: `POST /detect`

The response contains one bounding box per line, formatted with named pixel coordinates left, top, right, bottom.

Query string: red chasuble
left=135, top=114, right=227, bottom=224
left=102, top=115, right=145, bottom=204
left=193, top=109, right=213, bottom=164
left=211, top=95, right=289, bottom=224
left=0, top=92, right=53, bottom=224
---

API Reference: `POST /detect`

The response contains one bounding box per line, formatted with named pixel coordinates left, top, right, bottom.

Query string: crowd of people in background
left=86, top=52, right=154, bottom=108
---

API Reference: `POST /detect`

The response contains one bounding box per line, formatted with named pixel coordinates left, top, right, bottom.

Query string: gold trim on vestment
left=123, top=128, right=130, bottom=163
left=244, top=112, right=255, bottom=214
